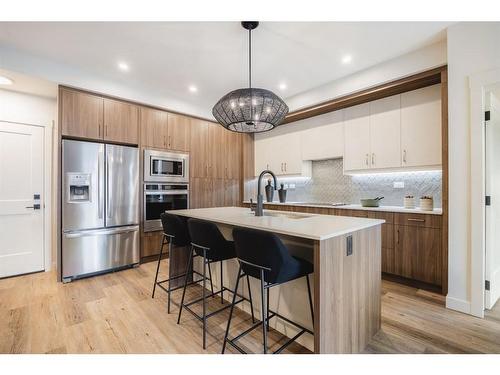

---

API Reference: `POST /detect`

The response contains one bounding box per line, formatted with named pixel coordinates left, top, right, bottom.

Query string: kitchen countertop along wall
left=247, top=158, right=442, bottom=208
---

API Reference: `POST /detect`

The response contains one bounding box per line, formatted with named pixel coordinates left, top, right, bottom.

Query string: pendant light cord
left=249, top=26, right=254, bottom=124
left=248, top=27, right=252, bottom=89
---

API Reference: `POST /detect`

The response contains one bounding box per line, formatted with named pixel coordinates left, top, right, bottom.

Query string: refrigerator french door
left=62, top=140, right=139, bottom=282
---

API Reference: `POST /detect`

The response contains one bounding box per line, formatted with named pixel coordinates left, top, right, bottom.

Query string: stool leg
left=152, top=235, right=165, bottom=298
left=167, top=241, right=172, bottom=313
left=260, top=269, right=268, bottom=354
left=207, top=261, right=215, bottom=297
left=222, top=264, right=242, bottom=354
left=202, top=249, right=207, bottom=350
left=306, top=274, right=314, bottom=325
left=246, top=275, right=255, bottom=323
left=177, top=246, right=194, bottom=325
left=266, top=286, right=270, bottom=332
left=220, top=261, right=224, bottom=304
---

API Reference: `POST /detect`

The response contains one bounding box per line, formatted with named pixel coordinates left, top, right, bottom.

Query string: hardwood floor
left=1, top=260, right=499, bottom=354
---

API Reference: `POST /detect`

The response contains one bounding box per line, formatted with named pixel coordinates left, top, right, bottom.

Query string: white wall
left=447, top=22, right=500, bottom=313
left=286, top=41, right=447, bottom=111
left=0, top=88, right=57, bottom=271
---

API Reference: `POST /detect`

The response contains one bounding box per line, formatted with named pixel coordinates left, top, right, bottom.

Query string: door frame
left=470, top=67, right=500, bottom=317
left=0, top=120, right=54, bottom=274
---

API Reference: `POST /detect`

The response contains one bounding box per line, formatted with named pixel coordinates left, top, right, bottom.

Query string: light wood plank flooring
left=1, top=260, right=499, bottom=354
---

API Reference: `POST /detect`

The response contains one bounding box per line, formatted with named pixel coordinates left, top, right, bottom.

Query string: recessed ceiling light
left=117, top=62, right=129, bottom=72
left=341, top=55, right=353, bottom=64
left=279, top=83, right=287, bottom=90
left=0, top=75, right=14, bottom=85
left=188, top=85, right=198, bottom=93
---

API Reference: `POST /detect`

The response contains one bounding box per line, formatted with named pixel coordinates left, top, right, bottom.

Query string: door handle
left=168, top=135, right=171, bottom=148
left=371, top=153, right=375, bottom=165
left=396, top=229, right=400, bottom=244
left=365, top=154, right=369, bottom=166
left=403, top=149, right=407, bottom=163
left=407, top=218, right=425, bottom=222
left=284, top=162, right=287, bottom=172
left=26, top=204, right=41, bottom=210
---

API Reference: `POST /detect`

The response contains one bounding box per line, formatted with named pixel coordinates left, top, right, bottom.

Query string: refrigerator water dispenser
left=67, top=173, right=91, bottom=202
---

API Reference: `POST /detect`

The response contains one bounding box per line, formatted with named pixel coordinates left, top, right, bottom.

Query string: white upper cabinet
left=401, top=85, right=442, bottom=168
left=254, top=127, right=311, bottom=176
left=301, top=110, right=344, bottom=161
left=369, top=95, right=401, bottom=169
left=343, top=103, right=371, bottom=171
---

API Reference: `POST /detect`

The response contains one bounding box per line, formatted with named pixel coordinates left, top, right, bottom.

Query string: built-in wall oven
left=143, top=183, right=189, bottom=232
left=144, top=149, right=189, bottom=183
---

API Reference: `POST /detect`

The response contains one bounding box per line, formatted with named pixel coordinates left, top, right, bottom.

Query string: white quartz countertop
left=169, top=207, right=384, bottom=241
left=243, top=200, right=443, bottom=215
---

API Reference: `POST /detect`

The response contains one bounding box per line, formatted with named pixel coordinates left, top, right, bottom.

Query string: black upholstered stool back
left=233, top=227, right=297, bottom=285
left=187, top=218, right=234, bottom=260
left=160, top=212, right=190, bottom=246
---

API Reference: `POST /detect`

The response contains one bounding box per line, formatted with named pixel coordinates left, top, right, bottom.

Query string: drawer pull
left=407, top=218, right=425, bottom=222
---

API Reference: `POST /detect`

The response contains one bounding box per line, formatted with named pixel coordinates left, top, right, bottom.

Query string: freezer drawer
left=62, top=225, right=139, bottom=280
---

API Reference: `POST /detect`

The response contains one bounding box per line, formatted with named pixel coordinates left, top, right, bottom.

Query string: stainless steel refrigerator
left=61, top=139, right=140, bottom=282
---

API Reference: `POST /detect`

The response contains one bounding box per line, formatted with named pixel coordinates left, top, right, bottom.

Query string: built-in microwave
left=144, top=150, right=189, bottom=183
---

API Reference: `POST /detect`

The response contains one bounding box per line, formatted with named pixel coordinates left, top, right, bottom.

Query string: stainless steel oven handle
left=145, top=190, right=189, bottom=195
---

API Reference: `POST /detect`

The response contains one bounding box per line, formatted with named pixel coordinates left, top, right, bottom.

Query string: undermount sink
left=261, top=211, right=312, bottom=220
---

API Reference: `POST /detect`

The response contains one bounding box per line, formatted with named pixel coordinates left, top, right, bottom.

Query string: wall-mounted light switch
left=393, top=181, right=404, bottom=189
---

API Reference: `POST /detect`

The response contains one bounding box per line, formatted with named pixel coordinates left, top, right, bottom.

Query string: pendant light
left=212, top=21, right=289, bottom=133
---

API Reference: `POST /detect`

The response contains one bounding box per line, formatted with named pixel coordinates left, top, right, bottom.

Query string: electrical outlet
left=346, top=235, right=353, bottom=256
left=393, top=181, right=404, bottom=189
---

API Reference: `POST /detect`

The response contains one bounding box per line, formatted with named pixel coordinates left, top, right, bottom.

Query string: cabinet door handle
left=408, top=218, right=425, bottom=222
left=365, top=154, right=369, bottom=166
left=168, top=135, right=171, bottom=147
left=403, top=149, right=407, bottom=163
left=372, top=153, right=375, bottom=165
left=284, top=162, right=287, bottom=172
left=396, top=229, right=400, bottom=244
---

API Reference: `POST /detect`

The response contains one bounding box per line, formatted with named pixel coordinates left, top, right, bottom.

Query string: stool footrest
left=224, top=308, right=313, bottom=354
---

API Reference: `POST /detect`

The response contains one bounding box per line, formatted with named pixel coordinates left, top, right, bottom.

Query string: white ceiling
left=0, top=68, right=57, bottom=98
left=0, top=22, right=451, bottom=117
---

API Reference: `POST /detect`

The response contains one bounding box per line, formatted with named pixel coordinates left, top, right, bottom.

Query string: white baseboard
left=446, top=295, right=471, bottom=314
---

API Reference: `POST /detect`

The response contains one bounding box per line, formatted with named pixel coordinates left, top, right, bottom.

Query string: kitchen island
left=170, top=206, right=384, bottom=354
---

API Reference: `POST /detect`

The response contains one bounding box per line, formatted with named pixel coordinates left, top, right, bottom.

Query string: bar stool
left=177, top=218, right=255, bottom=350
left=152, top=212, right=213, bottom=314
left=222, top=227, right=314, bottom=354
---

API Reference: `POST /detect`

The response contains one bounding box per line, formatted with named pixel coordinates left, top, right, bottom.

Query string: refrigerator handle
left=106, top=148, right=112, bottom=219
left=98, top=147, right=104, bottom=219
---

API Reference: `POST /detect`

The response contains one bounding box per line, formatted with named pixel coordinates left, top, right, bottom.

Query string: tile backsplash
left=247, top=158, right=442, bottom=207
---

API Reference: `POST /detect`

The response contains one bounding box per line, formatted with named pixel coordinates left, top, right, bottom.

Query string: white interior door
left=0, top=121, right=44, bottom=278
left=486, top=89, right=500, bottom=309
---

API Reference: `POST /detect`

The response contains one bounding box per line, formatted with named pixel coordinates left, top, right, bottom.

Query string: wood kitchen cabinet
left=140, top=109, right=190, bottom=151
left=224, top=130, right=242, bottom=179
left=60, top=88, right=103, bottom=140
left=141, top=230, right=165, bottom=258
left=140, top=107, right=168, bottom=149
left=190, top=119, right=210, bottom=178
left=103, top=98, right=139, bottom=144
left=167, top=113, right=190, bottom=152
left=60, top=88, right=140, bottom=145
left=367, top=211, right=395, bottom=275
left=394, top=213, right=442, bottom=286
